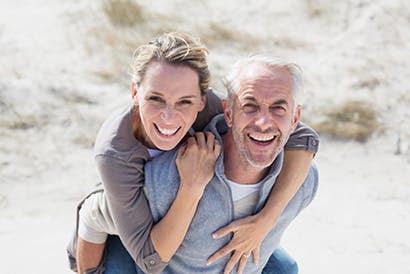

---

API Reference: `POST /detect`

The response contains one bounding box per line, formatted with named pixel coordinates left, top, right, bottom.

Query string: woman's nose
left=160, top=105, right=175, bottom=121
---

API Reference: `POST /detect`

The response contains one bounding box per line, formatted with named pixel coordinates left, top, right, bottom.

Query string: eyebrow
left=240, top=96, right=257, bottom=102
left=149, top=91, right=198, bottom=99
left=273, top=99, right=289, bottom=106
left=240, top=96, right=289, bottom=106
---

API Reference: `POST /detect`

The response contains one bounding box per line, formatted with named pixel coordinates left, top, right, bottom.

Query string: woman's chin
left=152, top=137, right=181, bottom=151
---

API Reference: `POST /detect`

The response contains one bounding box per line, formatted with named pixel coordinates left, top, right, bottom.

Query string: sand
left=1, top=0, right=409, bottom=273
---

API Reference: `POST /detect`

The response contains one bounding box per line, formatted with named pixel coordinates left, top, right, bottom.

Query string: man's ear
left=222, top=99, right=233, bottom=127
left=291, top=105, right=301, bottom=132
left=131, top=82, right=139, bottom=106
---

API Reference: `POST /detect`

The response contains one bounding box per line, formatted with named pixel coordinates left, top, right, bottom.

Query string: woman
left=67, top=32, right=319, bottom=274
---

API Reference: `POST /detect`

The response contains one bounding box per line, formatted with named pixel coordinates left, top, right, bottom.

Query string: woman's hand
left=207, top=214, right=276, bottom=274
left=176, top=131, right=221, bottom=196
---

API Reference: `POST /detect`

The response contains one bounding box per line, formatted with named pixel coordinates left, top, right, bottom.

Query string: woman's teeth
left=157, top=125, right=179, bottom=136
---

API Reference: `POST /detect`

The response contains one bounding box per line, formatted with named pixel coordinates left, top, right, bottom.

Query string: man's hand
left=207, top=214, right=274, bottom=274
left=176, top=132, right=221, bottom=196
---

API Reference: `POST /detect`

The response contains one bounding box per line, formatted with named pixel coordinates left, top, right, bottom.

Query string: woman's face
left=133, top=61, right=205, bottom=150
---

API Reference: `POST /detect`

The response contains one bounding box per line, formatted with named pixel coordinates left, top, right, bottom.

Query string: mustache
left=245, top=126, right=279, bottom=135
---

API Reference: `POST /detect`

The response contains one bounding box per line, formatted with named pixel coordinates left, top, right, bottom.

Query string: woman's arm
left=150, top=132, right=220, bottom=262
left=98, top=133, right=220, bottom=272
left=207, top=122, right=319, bottom=274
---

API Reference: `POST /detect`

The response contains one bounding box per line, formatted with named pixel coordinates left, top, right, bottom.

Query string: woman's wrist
left=256, top=205, right=283, bottom=231
left=178, top=182, right=205, bottom=201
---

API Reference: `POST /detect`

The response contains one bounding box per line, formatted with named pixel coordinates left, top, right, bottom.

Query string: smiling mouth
left=155, top=124, right=180, bottom=136
left=248, top=133, right=277, bottom=144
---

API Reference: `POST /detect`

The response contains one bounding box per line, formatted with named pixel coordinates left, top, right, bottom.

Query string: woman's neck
left=132, top=106, right=156, bottom=149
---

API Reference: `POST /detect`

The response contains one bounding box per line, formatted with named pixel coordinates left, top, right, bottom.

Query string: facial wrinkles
left=230, top=70, right=295, bottom=168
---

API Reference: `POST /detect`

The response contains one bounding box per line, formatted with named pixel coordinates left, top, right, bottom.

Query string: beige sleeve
left=77, top=191, right=118, bottom=244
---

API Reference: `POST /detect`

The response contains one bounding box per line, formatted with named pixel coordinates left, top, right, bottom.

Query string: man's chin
left=247, top=155, right=276, bottom=168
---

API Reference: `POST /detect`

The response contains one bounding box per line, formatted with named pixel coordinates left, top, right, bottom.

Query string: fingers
left=223, top=251, right=244, bottom=274
left=204, top=131, right=221, bottom=157
left=176, top=144, right=187, bottom=158
left=207, top=244, right=234, bottom=265
left=212, top=223, right=235, bottom=240
left=179, top=132, right=220, bottom=157
left=213, top=138, right=221, bottom=157
left=205, top=131, right=215, bottom=148
left=237, top=254, right=249, bottom=274
left=252, top=247, right=260, bottom=266
left=194, top=131, right=206, bottom=149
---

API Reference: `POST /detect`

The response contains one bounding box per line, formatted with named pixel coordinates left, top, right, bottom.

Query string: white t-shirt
left=226, top=179, right=263, bottom=202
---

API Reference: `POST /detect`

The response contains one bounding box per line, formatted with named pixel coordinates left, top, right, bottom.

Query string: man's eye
left=242, top=104, right=258, bottom=112
left=271, top=106, right=287, bottom=113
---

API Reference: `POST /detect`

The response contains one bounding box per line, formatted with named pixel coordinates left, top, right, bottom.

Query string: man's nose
left=254, top=106, right=274, bottom=130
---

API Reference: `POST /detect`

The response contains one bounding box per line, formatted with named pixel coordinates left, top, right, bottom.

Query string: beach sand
left=1, top=0, right=409, bottom=273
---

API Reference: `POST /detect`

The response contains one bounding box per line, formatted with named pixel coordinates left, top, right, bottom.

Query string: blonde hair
left=131, top=32, right=210, bottom=96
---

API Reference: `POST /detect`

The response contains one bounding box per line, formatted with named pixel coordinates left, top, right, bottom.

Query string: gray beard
left=231, top=122, right=293, bottom=168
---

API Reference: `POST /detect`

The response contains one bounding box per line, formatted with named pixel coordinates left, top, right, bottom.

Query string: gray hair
left=223, top=55, right=303, bottom=109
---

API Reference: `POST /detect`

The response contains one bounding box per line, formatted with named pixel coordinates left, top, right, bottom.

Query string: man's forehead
left=239, top=62, right=291, bottom=81
left=236, top=66, right=293, bottom=100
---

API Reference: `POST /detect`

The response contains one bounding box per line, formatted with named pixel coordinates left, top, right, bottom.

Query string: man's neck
left=221, top=133, right=269, bottom=184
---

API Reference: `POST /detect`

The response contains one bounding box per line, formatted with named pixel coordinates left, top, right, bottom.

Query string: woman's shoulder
left=94, top=101, right=148, bottom=161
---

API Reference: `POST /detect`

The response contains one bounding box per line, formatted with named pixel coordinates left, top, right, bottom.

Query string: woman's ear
left=131, top=82, right=139, bottom=106
left=222, top=99, right=233, bottom=127
left=199, top=95, right=206, bottom=111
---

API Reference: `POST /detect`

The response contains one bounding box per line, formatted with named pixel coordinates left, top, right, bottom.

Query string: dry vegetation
left=91, top=0, right=386, bottom=144
left=102, top=0, right=144, bottom=27
left=87, top=0, right=262, bottom=85
left=313, top=100, right=381, bottom=142
left=198, top=21, right=263, bottom=50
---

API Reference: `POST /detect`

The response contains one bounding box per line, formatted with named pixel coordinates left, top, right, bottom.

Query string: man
left=104, top=55, right=319, bottom=273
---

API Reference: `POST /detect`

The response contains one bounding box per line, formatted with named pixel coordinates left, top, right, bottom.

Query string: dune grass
left=199, top=21, right=263, bottom=50
left=313, top=100, right=381, bottom=142
left=102, top=0, right=144, bottom=27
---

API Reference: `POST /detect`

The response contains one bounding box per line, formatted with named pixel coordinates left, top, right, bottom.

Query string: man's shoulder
left=145, top=146, right=180, bottom=178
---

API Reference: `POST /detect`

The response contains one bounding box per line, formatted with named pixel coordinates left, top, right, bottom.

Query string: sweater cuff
left=142, top=253, right=167, bottom=273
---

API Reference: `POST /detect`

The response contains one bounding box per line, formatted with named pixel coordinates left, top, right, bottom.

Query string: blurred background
left=1, top=0, right=409, bottom=273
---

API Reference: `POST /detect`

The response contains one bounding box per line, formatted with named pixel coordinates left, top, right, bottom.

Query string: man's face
left=224, top=63, right=300, bottom=168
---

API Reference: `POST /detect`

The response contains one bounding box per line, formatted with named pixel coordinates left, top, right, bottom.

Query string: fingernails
left=212, top=233, right=217, bottom=239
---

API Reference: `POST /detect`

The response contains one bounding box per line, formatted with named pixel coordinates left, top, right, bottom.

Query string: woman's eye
left=148, top=96, right=164, bottom=103
left=177, top=100, right=193, bottom=106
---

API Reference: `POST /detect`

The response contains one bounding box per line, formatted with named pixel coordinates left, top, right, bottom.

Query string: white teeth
left=157, top=125, right=179, bottom=136
left=249, top=134, right=275, bottom=142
